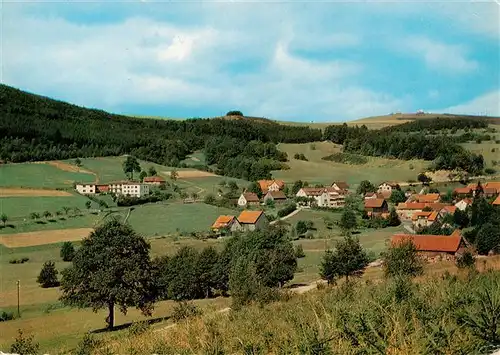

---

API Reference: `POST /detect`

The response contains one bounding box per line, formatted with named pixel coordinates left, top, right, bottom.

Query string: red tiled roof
left=211, top=215, right=235, bottom=229
left=411, top=193, right=440, bottom=203
left=412, top=211, right=432, bottom=221
left=397, top=202, right=426, bottom=210
left=493, top=195, right=500, bottom=206
left=454, top=187, right=472, bottom=194
left=365, top=198, right=386, bottom=208
left=484, top=187, right=498, bottom=194
left=300, top=187, right=325, bottom=196
left=242, top=192, right=260, bottom=202
left=485, top=182, right=500, bottom=193
left=428, top=211, right=439, bottom=221
left=441, top=206, right=457, bottom=214
left=143, top=176, right=166, bottom=183
left=258, top=180, right=285, bottom=192
left=365, top=192, right=376, bottom=198
left=238, top=210, right=264, bottom=224
left=391, top=232, right=463, bottom=253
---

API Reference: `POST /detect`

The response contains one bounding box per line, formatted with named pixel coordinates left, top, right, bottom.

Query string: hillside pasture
left=0, top=194, right=89, bottom=219
left=0, top=163, right=95, bottom=188
left=274, top=142, right=428, bottom=186
left=460, top=140, right=500, bottom=168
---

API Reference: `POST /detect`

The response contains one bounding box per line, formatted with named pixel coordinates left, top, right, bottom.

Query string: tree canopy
left=59, top=218, right=156, bottom=329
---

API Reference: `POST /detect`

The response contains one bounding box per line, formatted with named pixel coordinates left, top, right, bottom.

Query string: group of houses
left=295, top=181, right=350, bottom=208
left=211, top=210, right=269, bottom=235
left=237, top=180, right=287, bottom=207
left=75, top=176, right=166, bottom=198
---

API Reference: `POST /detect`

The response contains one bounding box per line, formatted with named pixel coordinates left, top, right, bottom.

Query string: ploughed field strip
left=0, top=188, right=72, bottom=197
left=0, top=228, right=92, bottom=248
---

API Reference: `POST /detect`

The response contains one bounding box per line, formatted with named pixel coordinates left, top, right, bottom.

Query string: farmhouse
left=109, top=181, right=150, bottom=198
left=263, top=191, right=287, bottom=204
left=412, top=211, right=439, bottom=229
left=296, top=187, right=325, bottom=206
left=143, top=176, right=166, bottom=186
left=453, top=187, right=472, bottom=198
left=321, top=187, right=347, bottom=208
left=76, top=183, right=96, bottom=195
left=211, top=215, right=241, bottom=235
left=391, top=230, right=467, bottom=261
left=237, top=210, right=269, bottom=232
left=439, top=205, right=457, bottom=217
left=455, top=198, right=472, bottom=211
left=364, top=198, right=388, bottom=217
left=378, top=182, right=399, bottom=194
left=238, top=192, right=260, bottom=207
left=396, top=202, right=447, bottom=220
left=258, top=180, right=285, bottom=194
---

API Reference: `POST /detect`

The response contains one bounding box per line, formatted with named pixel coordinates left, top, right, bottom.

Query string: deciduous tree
left=60, top=219, right=156, bottom=329
left=1, top=213, right=7, bottom=227
left=123, top=156, right=141, bottom=180
left=60, top=241, right=75, bottom=262
left=383, top=239, right=424, bottom=278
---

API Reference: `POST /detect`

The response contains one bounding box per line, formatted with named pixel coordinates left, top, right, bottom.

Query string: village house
left=396, top=202, right=447, bottom=220
left=296, top=187, right=325, bottom=206
left=263, top=191, right=287, bottom=204
left=390, top=230, right=467, bottom=261
left=364, top=198, right=388, bottom=217
left=109, top=181, right=150, bottom=198
left=439, top=205, right=457, bottom=218
left=484, top=182, right=500, bottom=194
left=238, top=192, right=260, bottom=207
left=143, top=176, right=166, bottom=187
left=406, top=193, right=440, bottom=204
left=412, top=211, right=439, bottom=229
left=237, top=210, right=269, bottom=232
left=75, top=183, right=96, bottom=195
left=455, top=198, right=472, bottom=211
left=211, top=215, right=241, bottom=235
left=378, top=182, right=399, bottom=195
left=258, top=179, right=285, bottom=194
left=322, top=187, right=347, bottom=208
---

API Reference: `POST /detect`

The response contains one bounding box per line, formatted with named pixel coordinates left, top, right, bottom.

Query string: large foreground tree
left=60, top=218, right=156, bottom=329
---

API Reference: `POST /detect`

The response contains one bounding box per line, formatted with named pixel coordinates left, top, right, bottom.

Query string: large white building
left=76, top=181, right=150, bottom=198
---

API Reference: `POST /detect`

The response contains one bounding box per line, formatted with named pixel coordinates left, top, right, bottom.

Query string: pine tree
left=37, top=261, right=60, bottom=288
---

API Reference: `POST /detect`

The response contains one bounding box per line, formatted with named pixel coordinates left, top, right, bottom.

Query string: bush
left=322, top=152, right=368, bottom=165
left=277, top=203, right=297, bottom=218
left=456, top=250, right=476, bottom=269
left=10, top=329, right=39, bottom=355
left=171, top=301, right=202, bottom=322
left=60, top=241, right=75, bottom=262
left=37, top=261, right=59, bottom=288
left=116, top=194, right=165, bottom=207
left=484, top=167, right=496, bottom=175
left=0, top=310, right=14, bottom=322
left=293, top=153, right=308, bottom=161
left=9, top=257, right=29, bottom=264
left=74, top=333, right=103, bottom=355
left=295, top=244, right=306, bottom=258
left=128, top=321, right=150, bottom=336
left=226, top=110, right=243, bottom=116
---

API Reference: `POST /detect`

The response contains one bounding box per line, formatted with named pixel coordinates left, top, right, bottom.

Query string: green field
left=0, top=163, right=94, bottom=188
left=126, top=202, right=238, bottom=236
left=273, top=142, right=428, bottom=186
left=0, top=194, right=89, bottom=220
left=461, top=140, right=500, bottom=169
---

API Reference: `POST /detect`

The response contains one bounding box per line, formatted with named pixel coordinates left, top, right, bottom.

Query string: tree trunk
left=107, top=301, right=115, bottom=329
left=345, top=274, right=349, bottom=283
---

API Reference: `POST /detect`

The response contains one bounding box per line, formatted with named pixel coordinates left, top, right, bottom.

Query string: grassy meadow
left=273, top=141, right=428, bottom=186
left=0, top=194, right=89, bottom=219
left=0, top=163, right=95, bottom=188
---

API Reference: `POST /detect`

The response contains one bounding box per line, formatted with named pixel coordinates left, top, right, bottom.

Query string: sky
left=1, top=0, right=499, bottom=122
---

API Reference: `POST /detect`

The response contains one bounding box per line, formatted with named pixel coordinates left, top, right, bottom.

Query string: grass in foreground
left=102, top=265, right=500, bottom=355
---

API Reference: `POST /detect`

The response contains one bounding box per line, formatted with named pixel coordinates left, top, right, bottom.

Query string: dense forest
left=0, top=85, right=321, bottom=178
left=323, top=119, right=489, bottom=174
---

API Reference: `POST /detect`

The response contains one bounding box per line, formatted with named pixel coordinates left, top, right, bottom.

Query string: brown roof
left=143, top=176, right=166, bottom=183
left=266, top=191, right=287, bottom=200
left=238, top=210, right=264, bottom=224
left=454, top=187, right=472, bottom=194
left=211, top=215, right=235, bottom=229
left=242, top=192, right=260, bottom=202
left=485, top=182, right=500, bottom=193
left=364, top=198, right=386, bottom=208
left=397, top=202, right=426, bottom=210
left=493, top=195, right=500, bottom=206
left=300, top=187, right=325, bottom=196
left=483, top=187, right=498, bottom=194
left=332, top=181, right=349, bottom=189
left=428, top=211, right=439, bottom=221
left=391, top=231, right=463, bottom=253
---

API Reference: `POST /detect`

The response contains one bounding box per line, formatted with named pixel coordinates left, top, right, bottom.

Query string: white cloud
left=2, top=9, right=403, bottom=121
left=433, top=91, right=500, bottom=116
left=400, top=36, right=478, bottom=74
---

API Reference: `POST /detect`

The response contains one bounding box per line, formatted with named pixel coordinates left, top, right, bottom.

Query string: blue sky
left=2, top=1, right=499, bottom=122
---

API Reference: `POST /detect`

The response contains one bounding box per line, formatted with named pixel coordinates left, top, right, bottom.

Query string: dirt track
left=0, top=188, right=72, bottom=197
left=0, top=228, right=93, bottom=248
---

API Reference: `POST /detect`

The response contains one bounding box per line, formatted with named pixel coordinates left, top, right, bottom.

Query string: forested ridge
left=323, top=118, right=492, bottom=174
left=0, top=84, right=321, bottom=178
